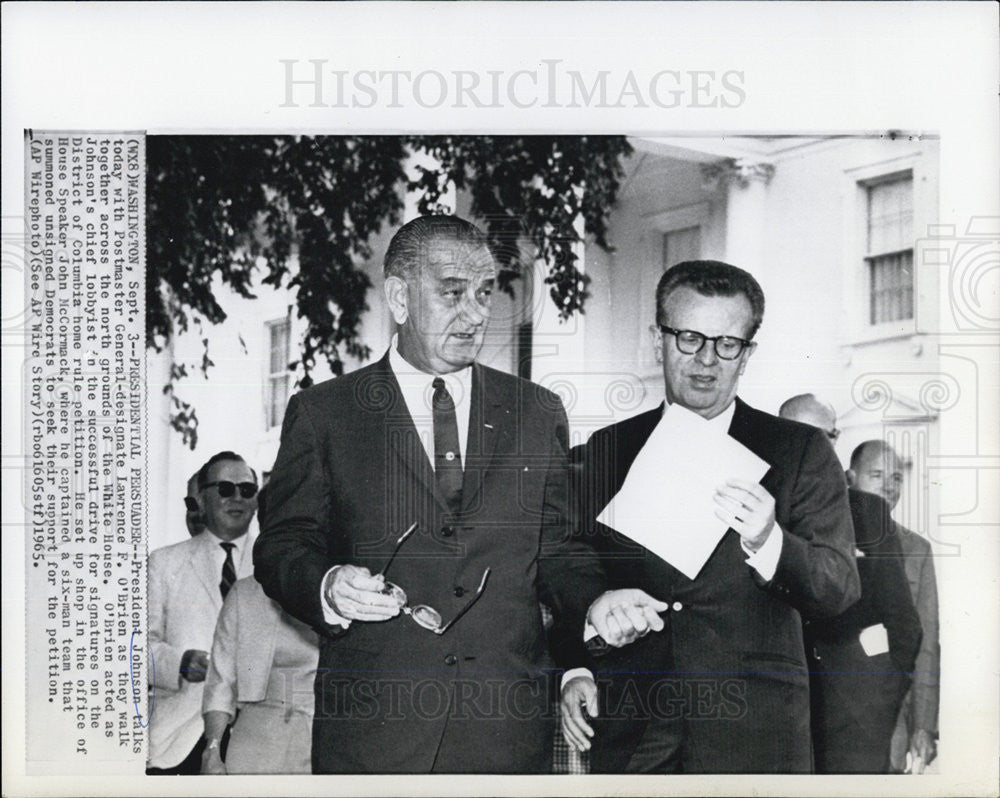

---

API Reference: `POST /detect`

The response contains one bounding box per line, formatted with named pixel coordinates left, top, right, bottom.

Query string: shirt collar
left=387, top=334, right=472, bottom=397
left=205, top=527, right=249, bottom=555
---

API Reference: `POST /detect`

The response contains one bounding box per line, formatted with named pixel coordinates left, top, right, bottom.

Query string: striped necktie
left=220, top=542, right=236, bottom=599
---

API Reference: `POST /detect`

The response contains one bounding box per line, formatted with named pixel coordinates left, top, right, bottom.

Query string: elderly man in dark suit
left=558, top=261, right=860, bottom=773
left=779, top=396, right=922, bottom=773
left=254, top=215, right=661, bottom=774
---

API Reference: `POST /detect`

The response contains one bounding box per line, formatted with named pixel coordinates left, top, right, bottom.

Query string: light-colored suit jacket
left=147, top=530, right=255, bottom=768
left=202, top=576, right=319, bottom=773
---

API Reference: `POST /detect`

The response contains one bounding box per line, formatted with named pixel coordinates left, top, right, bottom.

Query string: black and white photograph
left=2, top=3, right=998, bottom=797
left=143, top=132, right=943, bottom=778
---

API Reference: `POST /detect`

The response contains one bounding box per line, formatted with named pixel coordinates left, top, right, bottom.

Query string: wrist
left=205, top=738, right=221, bottom=753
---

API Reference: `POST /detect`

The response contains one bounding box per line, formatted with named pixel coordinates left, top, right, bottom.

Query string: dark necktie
left=220, top=542, right=236, bottom=599
left=432, top=377, right=463, bottom=514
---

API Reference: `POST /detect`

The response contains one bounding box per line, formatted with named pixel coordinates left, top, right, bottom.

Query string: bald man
left=777, top=394, right=840, bottom=444
left=848, top=441, right=940, bottom=773
left=779, top=399, right=921, bottom=772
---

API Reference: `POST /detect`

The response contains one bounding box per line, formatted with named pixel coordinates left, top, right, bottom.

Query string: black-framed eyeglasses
left=378, top=521, right=491, bottom=635
left=202, top=480, right=258, bottom=499
left=657, top=324, right=753, bottom=361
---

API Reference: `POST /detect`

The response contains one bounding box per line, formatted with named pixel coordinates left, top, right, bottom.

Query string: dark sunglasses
left=202, top=480, right=258, bottom=499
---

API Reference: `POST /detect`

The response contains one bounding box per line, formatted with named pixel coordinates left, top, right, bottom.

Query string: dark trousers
left=623, top=714, right=685, bottom=773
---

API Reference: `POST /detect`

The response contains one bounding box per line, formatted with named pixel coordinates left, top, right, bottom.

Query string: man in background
left=848, top=440, right=940, bottom=773
left=147, top=451, right=259, bottom=774
left=184, top=471, right=205, bottom=536
left=780, top=396, right=921, bottom=772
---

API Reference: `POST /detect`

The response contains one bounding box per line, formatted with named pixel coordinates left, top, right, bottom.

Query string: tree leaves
left=146, top=135, right=631, bottom=446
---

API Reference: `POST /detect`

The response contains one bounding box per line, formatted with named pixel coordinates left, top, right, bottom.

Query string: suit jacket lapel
left=727, top=397, right=778, bottom=486
left=460, top=363, right=503, bottom=514
left=379, top=353, right=454, bottom=514
left=615, top=403, right=662, bottom=488
left=190, top=533, right=222, bottom=613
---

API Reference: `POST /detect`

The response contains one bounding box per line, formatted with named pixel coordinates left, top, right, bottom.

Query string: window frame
left=263, top=315, right=293, bottom=431
left=841, top=155, right=928, bottom=344
left=864, top=171, right=916, bottom=326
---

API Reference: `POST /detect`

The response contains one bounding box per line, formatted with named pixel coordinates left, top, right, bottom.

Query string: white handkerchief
left=596, top=403, right=769, bottom=579
left=860, top=623, right=890, bottom=656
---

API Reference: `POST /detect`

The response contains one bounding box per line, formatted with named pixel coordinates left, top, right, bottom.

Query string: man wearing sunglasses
left=147, top=451, right=259, bottom=774
left=558, top=261, right=860, bottom=773
left=255, top=215, right=661, bottom=774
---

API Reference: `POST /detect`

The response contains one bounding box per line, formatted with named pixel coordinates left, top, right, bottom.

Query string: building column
left=701, top=159, right=775, bottom=274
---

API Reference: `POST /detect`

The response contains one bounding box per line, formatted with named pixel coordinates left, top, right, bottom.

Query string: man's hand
left=910, top=728, right=937, bottom=772
left=325, top=564, right=402, bottom=622
left=200, top=743, right=227, bottom=775
left=587, top=589, right=668, bottom=647
left=714, top=478, right=776, bottom=552
left=180, top=649, right=209, bottom=683
left=560, top=675, right=599, bottom=752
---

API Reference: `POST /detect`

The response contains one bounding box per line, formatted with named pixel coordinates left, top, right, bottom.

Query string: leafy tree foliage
left=408, top=136, right=632, bottom=316
left=146, top=135, right=632, bottom=447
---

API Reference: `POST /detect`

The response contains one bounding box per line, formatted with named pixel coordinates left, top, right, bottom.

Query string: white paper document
left=859, top=623, right=891, bottom=657
left=596, top=403, right=770, bottom=580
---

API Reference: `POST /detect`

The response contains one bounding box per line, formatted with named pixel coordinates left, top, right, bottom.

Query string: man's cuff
left=561, top=668, right=595, bottom=692
left=742, top=523, right=783, bottom=581
left=321, top=566, right=351, bottom=628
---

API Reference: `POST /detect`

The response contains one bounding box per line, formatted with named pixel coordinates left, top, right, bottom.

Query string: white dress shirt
left=387, top=338, right=473, bottom=470
left=206, top=527, right=252, bottom=582
left=320, top=340, right=474, bottom=627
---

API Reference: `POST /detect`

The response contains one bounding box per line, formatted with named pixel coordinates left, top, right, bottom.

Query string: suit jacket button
left=453, top=586, right=465, bottom=597
left=444, top=654, right=457, bottom=666
left=671, top=601, right=683, bottom=612
left=441, top=525, right=454, bottom=537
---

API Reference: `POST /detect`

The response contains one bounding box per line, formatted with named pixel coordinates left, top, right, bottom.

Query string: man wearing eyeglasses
left=147, top=451, right=259, bottom=774
left=254, top=215, right=661, bottom=774
left=558, top=261, right=860, bottom=773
